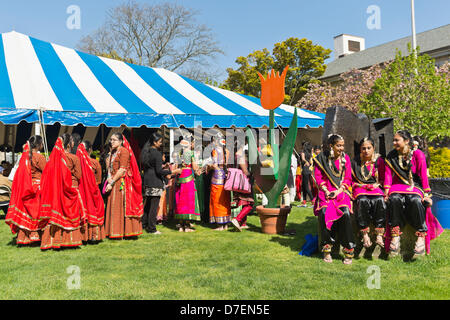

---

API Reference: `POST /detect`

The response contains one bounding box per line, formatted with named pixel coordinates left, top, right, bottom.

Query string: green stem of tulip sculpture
left=246, top=108, right=298, bottom=209
left=264, top=108, right=295, bottom=208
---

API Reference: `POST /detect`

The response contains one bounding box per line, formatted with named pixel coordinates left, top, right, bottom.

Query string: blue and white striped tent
left=0, top=31, right=324, bottom=129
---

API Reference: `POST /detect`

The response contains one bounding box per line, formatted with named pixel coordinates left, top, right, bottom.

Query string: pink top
left=384, top=149, right=431, bottom=198
left=352, top=157, right=385, bottom=198
left=313, top=153, right=353, bottom=230
left=314, top=153, right=353, bottom=214
left=315, top=154, right=352, bottom=193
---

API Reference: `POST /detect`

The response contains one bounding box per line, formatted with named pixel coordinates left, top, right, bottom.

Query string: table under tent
left=0, top=31, right=324, bottom=163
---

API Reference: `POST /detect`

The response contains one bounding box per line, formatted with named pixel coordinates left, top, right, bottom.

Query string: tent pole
left=164, top=126, right=167, bottom=155
left=169, top=128, right=174, bottom=163
left=34, top=122, right=41, bottom=136
left=12, top=125, right=16, bottom=164
left=101, top=125, right=104, bottom=152
left=39, top=108, right=49, bottom=160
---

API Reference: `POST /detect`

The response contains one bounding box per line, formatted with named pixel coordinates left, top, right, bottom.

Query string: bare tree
left=77, top=1, right=224, bottom=81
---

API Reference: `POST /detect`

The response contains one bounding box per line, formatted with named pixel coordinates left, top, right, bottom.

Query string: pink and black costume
left=351, top=156, right=386, bottom=236
left=313, top=151, right=355, bottom=258
left=384, top=149, right=443, bottom=253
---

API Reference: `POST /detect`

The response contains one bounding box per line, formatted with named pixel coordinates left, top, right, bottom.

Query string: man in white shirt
left=287, top=153, right=297, bottom=204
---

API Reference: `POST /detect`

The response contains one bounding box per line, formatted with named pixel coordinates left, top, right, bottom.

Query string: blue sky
left=1, top=0, right=449, bottom=81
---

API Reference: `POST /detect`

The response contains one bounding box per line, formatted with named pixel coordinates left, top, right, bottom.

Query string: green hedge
left=429, top=147, right=450, bottom=178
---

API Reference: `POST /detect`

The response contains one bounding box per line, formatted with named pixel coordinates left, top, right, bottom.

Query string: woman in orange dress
left=104, top=133, right=143, bottom=239
left=39, top=134, right=87, bottom=250
left=77, top=141, right=105, bottom=242
left=209, top=133, right=231, bottom=231
left=6, top=135, right=47, bottom=245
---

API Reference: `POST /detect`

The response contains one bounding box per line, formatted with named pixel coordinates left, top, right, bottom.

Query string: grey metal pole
left=411, top=0, right=417, bottom=56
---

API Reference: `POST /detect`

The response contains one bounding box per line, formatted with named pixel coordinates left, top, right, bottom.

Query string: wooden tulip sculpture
left=246, top=66, right=298, bottom=208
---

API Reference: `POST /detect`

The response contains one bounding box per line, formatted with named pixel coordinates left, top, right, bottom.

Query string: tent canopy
left=0, top=31, right=324, bottom=128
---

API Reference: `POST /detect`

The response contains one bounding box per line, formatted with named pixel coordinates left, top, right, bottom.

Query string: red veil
left=76, top=143, right=104, bottom=226
left=38, top=137, right=83, bottom=230
left=123, top=136, right=143, bottom=218
left=5, top=143, right=41, bottom=233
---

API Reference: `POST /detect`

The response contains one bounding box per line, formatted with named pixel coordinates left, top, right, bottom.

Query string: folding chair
left=0, top=185, right=11, bottom=216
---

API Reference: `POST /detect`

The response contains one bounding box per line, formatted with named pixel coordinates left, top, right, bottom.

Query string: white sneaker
left=231, top=219, right=242, bottom=232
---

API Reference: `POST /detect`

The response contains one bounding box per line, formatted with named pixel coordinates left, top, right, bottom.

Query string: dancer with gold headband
left=351, top=137, right=387, bottom=255
left=384, top=130, right=443, bottom=258
left=313, top=134, right=355, bottom=264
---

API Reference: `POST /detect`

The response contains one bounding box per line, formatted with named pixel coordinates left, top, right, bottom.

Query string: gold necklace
left=398, top=148, right=411, bottom=170
left=328, top=154, right=344, bottom=178
left=360, top=160, right=374, bottom=181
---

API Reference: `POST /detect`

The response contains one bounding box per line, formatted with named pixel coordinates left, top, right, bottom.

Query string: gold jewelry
left=328, top=155, right=343, bottom=178
left=360, top=161, right=374, bottom=181
left=397, top=149, right=415, bottom=187
left=398, top=148, right=412, bottom=170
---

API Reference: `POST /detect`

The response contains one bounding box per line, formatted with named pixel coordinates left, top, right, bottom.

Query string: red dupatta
left=76, top=143, right=104, bottom=226
left=123, top=136, right=143, bottom=218
left=5, top=143, right=40, bottom=233
left=38, top=138, right=82, bottom=230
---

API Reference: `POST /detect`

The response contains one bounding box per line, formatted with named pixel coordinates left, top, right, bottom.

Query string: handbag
left=102, top=180, right=109, bottom=195
left=224, top=168, right=251, bottom=194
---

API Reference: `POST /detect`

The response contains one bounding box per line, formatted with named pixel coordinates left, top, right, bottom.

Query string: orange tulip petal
left=259, top=66, right=289, bottom=110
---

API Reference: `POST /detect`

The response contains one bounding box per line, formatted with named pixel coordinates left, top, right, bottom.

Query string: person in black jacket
left=140, top=132, right=180, bottom=234
left=300, top=141, right=314, bottom=207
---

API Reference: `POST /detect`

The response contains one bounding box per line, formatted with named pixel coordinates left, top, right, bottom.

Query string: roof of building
left=320, top=24, right=450, bottom=80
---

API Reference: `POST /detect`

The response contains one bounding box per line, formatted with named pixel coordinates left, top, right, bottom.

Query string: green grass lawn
left=0, top=205, right=449, bottom=300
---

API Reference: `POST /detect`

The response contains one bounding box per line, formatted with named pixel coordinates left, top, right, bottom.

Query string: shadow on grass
left=240, top=221, right=262, bottom=233
left=158, top=218, right=216, bottom=232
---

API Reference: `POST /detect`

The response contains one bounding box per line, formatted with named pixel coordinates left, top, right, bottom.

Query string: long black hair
left=61, top=133, right=73, bottom=151
left=140, top=132, right=163, bottom=168
left=413, top=135, right=430, bottom=167
left=71, top=133, right=82, bottom=154
left=100, top=142, right=111, bottom=182
left=301, top=141, right=312, bottom=163
left=28, top=135, right=43, bottom=163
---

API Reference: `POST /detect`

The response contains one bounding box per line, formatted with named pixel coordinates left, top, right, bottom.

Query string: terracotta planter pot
left=256, top=205, right=291, bottom=234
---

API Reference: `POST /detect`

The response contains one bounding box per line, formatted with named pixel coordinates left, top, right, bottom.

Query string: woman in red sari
left=104, top=133, right=143, bottom=239
left=39, top=134, right=87, bottom=250
left=77, top=141, right=105, bottom=242
left=5, top=135, right=46, bottom=245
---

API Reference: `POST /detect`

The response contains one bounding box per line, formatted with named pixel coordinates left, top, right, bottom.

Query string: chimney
left=334, top=34, right=365, bottom=59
